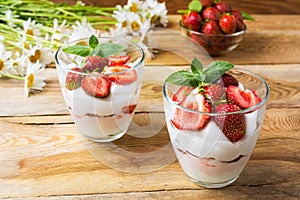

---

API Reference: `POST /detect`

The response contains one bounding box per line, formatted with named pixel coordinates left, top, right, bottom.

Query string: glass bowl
left=179, top=22, right=246, bottom=56
left=55, top=37, right=145, bottom=142
left=163, top=67, right=269, bottom=188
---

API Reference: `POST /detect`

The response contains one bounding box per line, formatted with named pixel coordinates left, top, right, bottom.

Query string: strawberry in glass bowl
left=55, top=35, right=145, bottom=142
left=163, top=58, right=269, bottom=188
left=179, top=0, right=254, bottom=56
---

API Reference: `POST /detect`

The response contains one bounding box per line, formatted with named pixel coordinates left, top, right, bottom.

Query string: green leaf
left=241, top=11, right=255, bottom=21
left=188, top=0, right=202, bottom=12
left=95, top=43, right=126, bottom=57
left=203, top=61, right=234, bottom=83
left=166, top=70, right=199, bottom=87
left=89, top=35, right=98, bottom=49
left=63, top=45, right=91, bottom=57
left=191, top=58, right=203, bottom=74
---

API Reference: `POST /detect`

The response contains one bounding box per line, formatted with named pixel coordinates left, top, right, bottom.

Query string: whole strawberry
left=199, top=0, right=213, bottom=8
left=232, top=10, right=246, bottom=31
left=65, top=68, right=82, bottom=90
left=215, top=1, right=231, bottom=13
left=201, top=20, right=222, bottom=35
left=182, top=11, right=202, bottom=31
left=203, top=84, right=226, bottom=102
left=202, top=7, right=221, bottom=21
left=83, top=56, right=108, bottom=73
left=214, top=103, right=246, bottom=142
left=219, top=14, right=237, bottom=34
left=214, top=73, right=239, bottom=87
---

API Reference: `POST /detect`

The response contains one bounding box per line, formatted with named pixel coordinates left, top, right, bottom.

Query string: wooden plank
left=54, top=0, right=300, bottom=14
left=0, top=106, right=299, bottom=198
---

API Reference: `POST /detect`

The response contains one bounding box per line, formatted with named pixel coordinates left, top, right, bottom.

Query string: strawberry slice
left=227, top=85, right=262, bottom=109
left=122, top=104, right=137, bottom=114
left=172, top=86, right=194, bottom=103
left=203, top=84, right=226, bottom=102
left=81, top=76, right=111, bottom=98
left=83, top=56, right=108, bottom=73
left=171, top=93, right=211, bottom=130
left=65, top=68, right=82, bottom=90
left=105, top=65, right=137, bottom=85
left=214, top=103, right=246, bottom=143
left=108, top=55, right=130, bottom=66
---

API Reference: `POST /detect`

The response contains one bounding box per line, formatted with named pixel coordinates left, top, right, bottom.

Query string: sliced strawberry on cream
left=171, top=91, right=211, bottom=130
left=81, top=76, right=111, bottom=98
left=172, top=86, right=194, bottom=103
left=105, top=65, right=137, bottom=85
left=226, top=85, right=261, bottom=109
left=108, top=55, right=130, bottom=66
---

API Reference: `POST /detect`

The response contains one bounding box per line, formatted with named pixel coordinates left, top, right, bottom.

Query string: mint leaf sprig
left=63, top=35, right=126, bottom=58
left=166, top=58, right=234, bottom=88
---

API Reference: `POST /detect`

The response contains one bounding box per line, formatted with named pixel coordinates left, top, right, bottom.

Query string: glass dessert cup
left=55, top=37, right=145, bottom=142
left=179, top=22, right=246, bottom=57
left=163, top=68, right=269, bottom=188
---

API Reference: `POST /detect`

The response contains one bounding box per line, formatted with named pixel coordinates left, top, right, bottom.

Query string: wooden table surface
left=1, top=14, right=300, bottom=199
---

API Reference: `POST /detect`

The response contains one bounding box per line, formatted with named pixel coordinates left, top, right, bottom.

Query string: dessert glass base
left=189, top=175, right=238, bottom=189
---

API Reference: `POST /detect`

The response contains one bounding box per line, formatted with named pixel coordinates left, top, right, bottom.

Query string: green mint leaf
left=203, top=61, right=234, bottom=83
left=188, top=0, right=202, bottom=12
left=241, top=11, right=255, bottom=21
left=166, top=70, right=199, bottom=87
left=89, top=35, right=99, bottom=49
left=63, top=45, right=91, bottom=57
left=95, top=43, right=126, bottom=57
left=191, top=58, right=203, bottom=74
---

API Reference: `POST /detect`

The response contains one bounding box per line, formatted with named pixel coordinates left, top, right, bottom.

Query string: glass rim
left=162, top=67, right=270, bottom=116
left=179, top=21, right=246, bottom=37
left=54, top=36, right=145, bottom=76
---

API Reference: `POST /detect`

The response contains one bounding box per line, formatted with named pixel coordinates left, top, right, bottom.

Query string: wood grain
left=51, top=0, right=300, bottom=14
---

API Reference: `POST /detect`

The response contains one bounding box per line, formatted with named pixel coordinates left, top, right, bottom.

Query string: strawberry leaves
left=63, top=35, right=126, bottom=58
left=166, top=58, right=234, bottom=87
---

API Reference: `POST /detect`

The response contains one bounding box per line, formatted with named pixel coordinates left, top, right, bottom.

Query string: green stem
left=0, top=72, right=24, bottom=80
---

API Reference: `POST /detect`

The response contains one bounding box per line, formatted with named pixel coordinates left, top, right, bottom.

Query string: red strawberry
left=122, top=104, right=137, bottom=114
left=201, top=20, right=222, bottom=35
left=171, top=93, right=211, bottom=130
left=215, top=1, right=231, bottom=13
left=219, top=14, right=237, bottom=34
left=105, top=65, right=137, bottom=85
left=65, top=68, right=82, bottom=90
left=81, top=76, right=111, bottom=98
left=214, top=103, right=246, bottom=142
left=202, top=7, right=221, bottom=21
left=214, top=73, right=239, bottom=87
left=203, top=84, right=226, bottom=102
left=172, top=86, right=194, bottom=103
left=199, top=0, right=213, bottom=8
left=108, top=55, right=130, bottom=66
left=226, top=85, right=262, bottom=109
left=182, top=11, right=202, bottom=31
left=232, top=10, right=246, bottom=31
left=83, top=56, right=108, bottom=72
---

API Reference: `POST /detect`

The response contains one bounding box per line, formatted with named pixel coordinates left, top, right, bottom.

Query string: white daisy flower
left=51, top=18, right=69, bottom=43
left=10, top=52, right=30, bottom=76
left=24, top=41, right=53, bottom=65
left=149, top=2, right=168, bottom=27
left=21, top=18, right=41, bottom=39
left=5, top=9, right=16, bottom=28
left=0, top=48, right=13, bottom=76
left=24, top=61, right=46, bottom=97
left=124, top=0, right=143, bottom=13
left=68, top=19, right=101, bottom=42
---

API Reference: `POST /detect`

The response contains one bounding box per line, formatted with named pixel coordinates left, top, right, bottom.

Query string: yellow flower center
left=122, top=20, right=127, bottom=28
left=26, top=29, right=34, bottom=36
left=29, top=49, right=41, bottom=63
left=130, top=3, right=139, bottom=13
left=151, top=15, right=157, bottom=25
left=27, top=73, right=34, bottom=88
left=24, top=42, right=30, bottom=49
left=131, top=21, right=140, bottom=31
left=0, top=59, right=4, bottom=71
